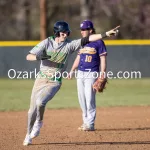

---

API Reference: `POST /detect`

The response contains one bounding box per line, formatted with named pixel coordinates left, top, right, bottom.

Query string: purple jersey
left=78, top=40, right=107, bottom=72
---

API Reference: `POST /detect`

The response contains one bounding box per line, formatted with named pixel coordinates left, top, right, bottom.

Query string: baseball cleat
left=78, top=124, right=95, bottom=131
left=78, top=124, right=87, bottom=131
left=82, top=127, right=95, bottom=131
left=30, top=120, right=43, bottom=139
left=23, top=134, right=32, bottom=146
left=82, top=126, right=95, bottom=131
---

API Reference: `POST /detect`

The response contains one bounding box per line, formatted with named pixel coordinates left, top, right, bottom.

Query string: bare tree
left=15, top=0, right=31, bottom=40
left=24, top=0, right=31, bottom=40
left=40, top=0, right=47, bottom=40
left=80, top=0, right=95, bottom=20
left=0, top=0, right=149, bottom=40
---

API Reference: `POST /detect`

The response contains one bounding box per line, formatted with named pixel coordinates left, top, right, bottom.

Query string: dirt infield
left=1, top=106, right=150, bottom=150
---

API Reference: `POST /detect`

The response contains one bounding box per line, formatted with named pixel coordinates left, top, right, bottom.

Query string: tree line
left=0, top=0, right=149, bottom=40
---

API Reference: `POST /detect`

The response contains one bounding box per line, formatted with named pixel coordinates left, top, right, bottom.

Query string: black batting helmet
left=53, top=21, right=71, bottom=37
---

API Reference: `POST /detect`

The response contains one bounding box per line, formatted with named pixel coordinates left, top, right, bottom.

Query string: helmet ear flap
left=53, top=30, right=60, bottom=37
left=53, top=27, right=60, bottom=37
left=67, top=32, right=70, bottom=36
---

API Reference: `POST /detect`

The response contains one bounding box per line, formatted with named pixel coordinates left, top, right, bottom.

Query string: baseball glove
left=93, top=77, right=107, bottom=93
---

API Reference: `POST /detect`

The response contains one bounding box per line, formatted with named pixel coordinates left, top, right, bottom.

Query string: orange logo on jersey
left=78, top=47, right=96, bottom=54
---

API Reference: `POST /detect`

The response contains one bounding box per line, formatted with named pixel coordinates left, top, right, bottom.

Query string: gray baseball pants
left=27, top=77, right=61, bottom=134
left=77, top=70, right=97, bottom=128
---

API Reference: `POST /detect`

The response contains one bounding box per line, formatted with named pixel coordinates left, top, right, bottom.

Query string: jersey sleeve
left=69, top=39, right=82, bottom=52
left=98, top=40, right=107, bottom=56
left=29, top=38, right=48, bottom=55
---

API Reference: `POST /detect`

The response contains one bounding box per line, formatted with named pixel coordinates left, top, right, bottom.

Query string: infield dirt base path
left=1, top=106, right=150, bottom=150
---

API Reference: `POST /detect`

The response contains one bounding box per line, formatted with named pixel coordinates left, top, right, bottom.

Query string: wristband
left=101, top=32, right=107, bottom=38
left=36, top=55, right=41, bottom=60
left=36, top=55, right=51, bottom=60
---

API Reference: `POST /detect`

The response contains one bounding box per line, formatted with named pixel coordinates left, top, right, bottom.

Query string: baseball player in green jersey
left=23, top=20, right=119, bottom=146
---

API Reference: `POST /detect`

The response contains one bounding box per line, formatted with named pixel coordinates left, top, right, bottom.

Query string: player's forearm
left=26, top=54, right=37, bottom=61
left=100, top=56, right=107, bottom=78
left=70, top=55, right=80, bottom=72
left=89, top=33, right=109, bottom=41
left=89, top=25, right=120, bottom=42
left=100, top=63, right=106, bottom=74
left=89, top=34, right=103, bottom=42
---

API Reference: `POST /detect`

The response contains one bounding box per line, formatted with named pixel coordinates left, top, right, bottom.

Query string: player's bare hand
left=106, top=25, right=120, bottom=37
left=68, top=71, right=74, bottom=79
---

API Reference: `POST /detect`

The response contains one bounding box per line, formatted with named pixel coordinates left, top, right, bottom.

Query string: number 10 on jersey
left=85, top=55, right=92, bottom=62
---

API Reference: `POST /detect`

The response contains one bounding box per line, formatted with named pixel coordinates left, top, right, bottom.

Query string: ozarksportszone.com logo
left=7, top=68, right=142, bottom=80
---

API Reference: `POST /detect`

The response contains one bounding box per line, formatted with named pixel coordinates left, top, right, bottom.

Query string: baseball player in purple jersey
left=69, top=20, right=107, bottom=131
left=23, top=20, right=119, bottom=146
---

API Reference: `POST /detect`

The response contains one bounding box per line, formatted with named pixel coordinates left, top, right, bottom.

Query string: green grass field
left=0, top=78, right=150, bottom=111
